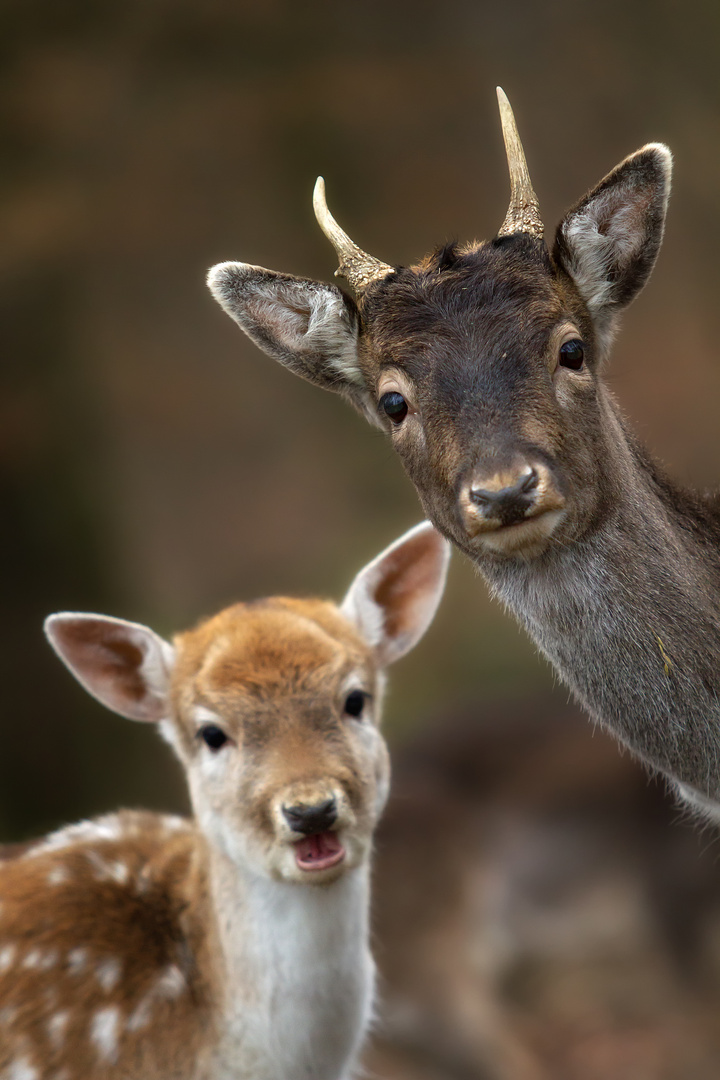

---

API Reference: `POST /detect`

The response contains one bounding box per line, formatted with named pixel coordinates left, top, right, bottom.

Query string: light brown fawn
left=207, top=89, right=720, bottom=817
left=0, top=521, right=449, bottom=1080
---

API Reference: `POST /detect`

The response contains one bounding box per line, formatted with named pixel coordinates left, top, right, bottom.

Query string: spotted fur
left=0, top=523, right=449, bottom=1080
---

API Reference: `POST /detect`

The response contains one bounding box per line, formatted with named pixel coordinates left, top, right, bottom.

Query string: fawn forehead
left=172, top=598, right=372, bottom=717
left=360, top=238, right=581, bottom=391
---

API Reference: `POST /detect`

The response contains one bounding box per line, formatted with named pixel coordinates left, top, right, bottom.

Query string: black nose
left=469, top=467, right=538, bottom=526
left=282, top=797, right=338, bottom=835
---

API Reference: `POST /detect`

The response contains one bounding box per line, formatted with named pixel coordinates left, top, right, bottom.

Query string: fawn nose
left=282, top=797, right=338, bottom=835
left=465, top=465, right=539, bottom=527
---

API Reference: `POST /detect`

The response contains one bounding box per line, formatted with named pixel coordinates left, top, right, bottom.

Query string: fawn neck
left=206, top=842, right=373, bottom=1080
left=483, top=391, right=720, bottom=802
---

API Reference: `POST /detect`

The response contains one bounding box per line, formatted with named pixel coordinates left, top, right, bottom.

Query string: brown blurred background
left=3, top=1, right=720, bottom=1076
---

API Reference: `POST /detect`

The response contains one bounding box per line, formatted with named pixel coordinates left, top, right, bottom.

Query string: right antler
left=496, top=87, right=544, bottom=240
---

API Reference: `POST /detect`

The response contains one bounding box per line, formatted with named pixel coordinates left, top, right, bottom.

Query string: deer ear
left=207, top=262, right=375, bottom=416
left=44, top=613, right=175, bottom=722
left=341, top=521, right=450, bottom=667
left=554, top=144, right=671, bottom=336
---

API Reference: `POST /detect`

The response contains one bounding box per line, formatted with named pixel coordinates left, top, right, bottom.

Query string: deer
left=206, top=88, right=720, bottom=819
left=0, top=521, right=449, bottom=1080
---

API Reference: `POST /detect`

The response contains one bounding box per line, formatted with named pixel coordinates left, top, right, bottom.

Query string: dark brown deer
left=207, top=89, right=720, bottom=817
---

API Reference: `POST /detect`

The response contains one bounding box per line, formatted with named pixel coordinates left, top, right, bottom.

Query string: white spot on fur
left=48, top=1010, right=70, bottom=1048
left=39, top=949, right=59, bottom=970
left=0, top=944, right=17, bottom=972
left=85, top=850, right=129, bottom=884
left=22, top=949, right=42, bottom=969
left=134, top=871, right=151, bottom=895
left=67, top=947, right=89, bottom=974
left=126, top=992, right=153, bottom=1032
left=126, top=962, right=186, bottom=1032
left=6, top=1059, right=39, bottom=1080
left=96, top=957, right=121, bottom=992
left=47, top=866, right=69, bottom=886
left=156, top=963, right=186, bottom=998
left=28, top=815, right=124, bottom=857
left=161, top=815, right=186, bottom=833
left=89, top=1005, right=120, bottom=1063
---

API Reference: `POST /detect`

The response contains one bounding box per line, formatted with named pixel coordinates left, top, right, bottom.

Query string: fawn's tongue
left=294, top=831, right=345, bottom=872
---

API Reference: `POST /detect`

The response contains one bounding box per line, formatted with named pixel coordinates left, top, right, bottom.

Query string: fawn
left=0, top=521, right=449, bottom=1080
left=207, top=89, right=720, bottom=816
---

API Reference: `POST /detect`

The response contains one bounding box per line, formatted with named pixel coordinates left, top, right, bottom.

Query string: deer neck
left=482, top=391, right=720, bottom=802
left=204, top=843, right=374, bottom=1080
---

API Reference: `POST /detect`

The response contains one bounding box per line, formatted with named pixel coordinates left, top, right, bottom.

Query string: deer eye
left=559, top=339, right=585, bottom=370
left=198, top=724, right=229, bottom=751
left=380, top=392, right=408, bottom=424
left=344, top=690, right=368, bottom=718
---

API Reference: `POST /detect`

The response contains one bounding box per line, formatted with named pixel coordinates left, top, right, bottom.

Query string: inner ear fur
left=207, top=262, right=376, bottom=416
left=554, top=144, right=672, bottom=331
left=45, top=613, right=174, bottom=722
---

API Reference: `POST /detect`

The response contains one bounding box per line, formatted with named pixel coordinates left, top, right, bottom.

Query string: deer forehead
left=360, top=239, right=579, bottom=381
left=172, top=599, right=374, bottom=716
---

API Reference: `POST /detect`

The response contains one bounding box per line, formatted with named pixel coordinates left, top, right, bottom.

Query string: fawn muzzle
left=282, top=796, right=338, bottom=835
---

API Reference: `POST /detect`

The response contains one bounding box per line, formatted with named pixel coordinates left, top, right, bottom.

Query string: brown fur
left=4, top=568, right=421, bottom=1077
left=0, top=812, right=213, bottom=1076
left=0, top=609, right=349, bottom=1076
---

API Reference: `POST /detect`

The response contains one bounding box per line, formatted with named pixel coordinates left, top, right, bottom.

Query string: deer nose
left=467, top=466, right=539, bottom=526
left=282, top=797, right=338, bottom=835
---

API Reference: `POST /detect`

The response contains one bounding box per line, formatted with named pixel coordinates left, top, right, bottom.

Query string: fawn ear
left=207, top=262, right=376, bottom=419
left=44, top=613, right=175, bottom=722
left=341, top=521, right=450, bottom=667
left=554, top=144, right=671, bottom=342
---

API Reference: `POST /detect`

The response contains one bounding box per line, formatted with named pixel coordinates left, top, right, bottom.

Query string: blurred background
left=3, top=0, right=720, bottom=1076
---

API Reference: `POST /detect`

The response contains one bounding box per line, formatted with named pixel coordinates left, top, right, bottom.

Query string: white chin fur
left=473, top=509, right=566, bottom=557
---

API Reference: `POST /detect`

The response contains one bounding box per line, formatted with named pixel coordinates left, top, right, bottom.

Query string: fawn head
left=45, top=523, right=449, bottom=885
left=208, top=90, right=671, bottom=561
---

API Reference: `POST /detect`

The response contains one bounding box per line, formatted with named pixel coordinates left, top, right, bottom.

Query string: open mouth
left=294, top=831, right=346, bottom=872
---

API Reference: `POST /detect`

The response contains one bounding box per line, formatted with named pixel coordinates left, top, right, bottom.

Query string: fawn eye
left=380, top=392, right=408, bottom=424
left=559, top=339, right=585, bottom=370
left=198, top=725, right=229, bottom=751
left=344, top=690, right=368, bottom=718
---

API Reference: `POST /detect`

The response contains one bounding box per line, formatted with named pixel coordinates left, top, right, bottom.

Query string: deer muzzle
left=458, top=458, right=566, bottom=555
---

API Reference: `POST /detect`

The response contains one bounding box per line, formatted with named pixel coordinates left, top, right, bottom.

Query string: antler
left=496, top=87, right=544, bottom=240
left=313, top=177, right=394, bottom=293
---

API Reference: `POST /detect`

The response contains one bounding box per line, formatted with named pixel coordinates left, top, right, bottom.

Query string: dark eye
left=559, top=339, right=585, bottom=370
left=379, top=392, right=408, bottom=424
left=344, top=690, right=368, bottom=718
left=199, top=725, right=229, bottom=751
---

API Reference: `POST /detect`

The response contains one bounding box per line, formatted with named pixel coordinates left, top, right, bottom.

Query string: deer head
left=207, top=90, right=671, bottom=563
left=44, top=522, right=449, bottom=886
